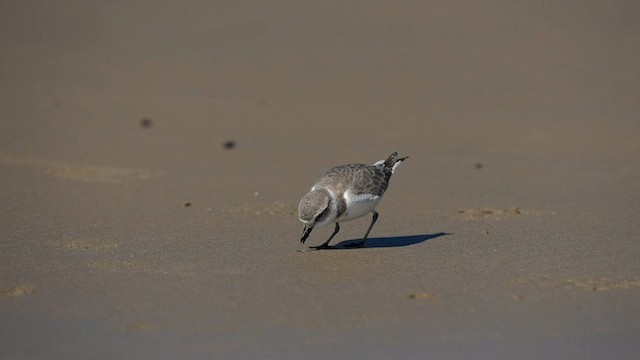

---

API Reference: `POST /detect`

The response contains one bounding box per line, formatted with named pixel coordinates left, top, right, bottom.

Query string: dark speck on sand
left=140, top=117, right=152, bottom=128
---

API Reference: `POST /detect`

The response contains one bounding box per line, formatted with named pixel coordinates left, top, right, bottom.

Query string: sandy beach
left=1, top=1, right=639, bottom=358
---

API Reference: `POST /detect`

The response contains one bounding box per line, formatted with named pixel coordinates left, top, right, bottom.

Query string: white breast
left=340, top=191, right=381, bottom=221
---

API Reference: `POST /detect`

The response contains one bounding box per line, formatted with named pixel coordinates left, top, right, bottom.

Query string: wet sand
left=1, top=1, right=639, bottom=359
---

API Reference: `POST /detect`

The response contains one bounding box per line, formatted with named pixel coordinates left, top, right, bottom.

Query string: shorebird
left=298, top=152, right=408, bottom=249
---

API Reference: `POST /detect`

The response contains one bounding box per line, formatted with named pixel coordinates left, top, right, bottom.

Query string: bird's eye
left=316, top=209, right=327, bottom=221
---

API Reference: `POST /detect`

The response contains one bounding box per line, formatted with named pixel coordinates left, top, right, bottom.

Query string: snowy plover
left=298, top=152, right=408, bottom=250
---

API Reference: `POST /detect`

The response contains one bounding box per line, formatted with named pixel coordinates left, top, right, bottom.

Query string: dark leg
left=310, top=223, right=340, bottom=250
left=363, top=211, right=379, bottom=240
left=349, top=211, right=378, bottom=248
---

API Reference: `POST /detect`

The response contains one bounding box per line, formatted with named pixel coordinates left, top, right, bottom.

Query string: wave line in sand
left=513, top=275, right=640, bottom=292
left=1, top=156, right=158, bottom=183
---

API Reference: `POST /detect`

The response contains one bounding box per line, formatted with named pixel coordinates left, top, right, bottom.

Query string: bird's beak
left=300, top=225, right=313, bottom=243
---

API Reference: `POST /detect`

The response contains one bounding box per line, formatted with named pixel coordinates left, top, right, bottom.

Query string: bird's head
left=298, top=189, right=332, bottom=243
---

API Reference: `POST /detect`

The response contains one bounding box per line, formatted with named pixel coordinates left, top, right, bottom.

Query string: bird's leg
left=349, top=211, right=378, bottom=248
left=310, top=223, right=340, bottom=250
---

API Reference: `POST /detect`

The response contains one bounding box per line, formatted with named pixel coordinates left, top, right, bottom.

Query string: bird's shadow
left=329, top=232, right=450, bottom=250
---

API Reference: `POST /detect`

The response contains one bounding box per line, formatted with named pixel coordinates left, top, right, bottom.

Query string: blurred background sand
left=1, top=1, right=639, bottom=358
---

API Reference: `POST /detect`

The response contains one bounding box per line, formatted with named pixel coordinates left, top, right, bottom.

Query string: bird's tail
left=383, top=152, right=408, bottom=174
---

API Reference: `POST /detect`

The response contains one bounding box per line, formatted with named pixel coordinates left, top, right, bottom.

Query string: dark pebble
left=140, top=117, right=152, bottom=128
left=223, top=140, right=236, bottom=149
left=474, top=162, right=484, bottom=169
left=183, top=202, right=192, bottom=207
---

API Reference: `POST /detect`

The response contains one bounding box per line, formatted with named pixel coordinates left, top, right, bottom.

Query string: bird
left=298, top=152, right=408, bottom=250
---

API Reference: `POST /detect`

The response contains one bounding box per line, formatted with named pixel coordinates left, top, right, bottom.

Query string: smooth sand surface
left=1, top=1, right=639, bottom=359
